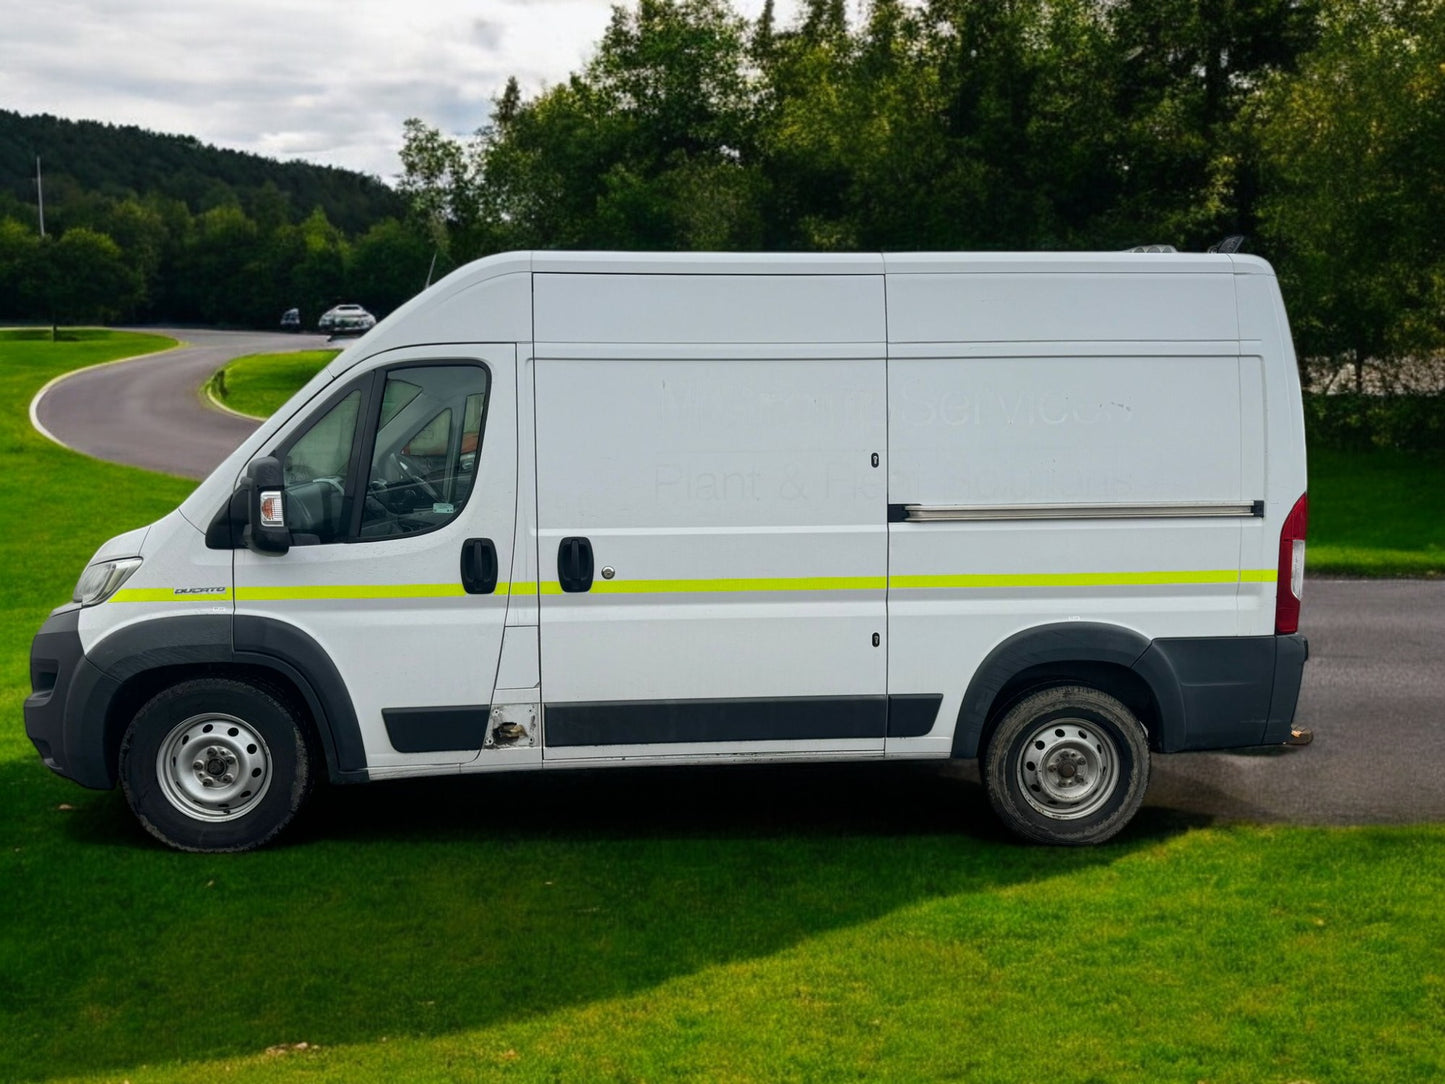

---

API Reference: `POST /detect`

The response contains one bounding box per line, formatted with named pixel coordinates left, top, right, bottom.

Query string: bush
left=1304, top=394, right=1445, bottom=452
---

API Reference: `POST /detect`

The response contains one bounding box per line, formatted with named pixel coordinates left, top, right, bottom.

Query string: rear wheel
left=119, top=678, right=314, bottom=852
left=982, top=685, right=1150, bottom=845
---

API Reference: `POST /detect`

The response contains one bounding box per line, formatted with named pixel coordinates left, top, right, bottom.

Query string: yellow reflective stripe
left=113, top=583, right=526, bottom=603
left=1240, top=568, right=1277, bottom=583
left=111, top=588, right=233, bottom=603
left=112, top=569, right=1279, bottom=603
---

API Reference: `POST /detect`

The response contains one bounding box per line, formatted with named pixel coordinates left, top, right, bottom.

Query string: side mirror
left=241, top=456, right=291, bottom=555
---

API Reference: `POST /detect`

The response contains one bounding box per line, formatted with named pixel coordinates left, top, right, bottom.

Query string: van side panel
left=887, top=272, right=1237, bottom=343
left=884, top=269, right=1252, bottom=754
left=532, top=271, right=890, bottom=758
left=534, top=348, right=888, bottom=743
left=888, top=351, right=1244, bottom=504
left=533, top=273, right=883, bottom=344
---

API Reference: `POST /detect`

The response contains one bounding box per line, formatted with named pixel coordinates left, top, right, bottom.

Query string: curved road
left=33, top=327, right=329, bottom=480
left=30, top=332, right=1445, bottom=826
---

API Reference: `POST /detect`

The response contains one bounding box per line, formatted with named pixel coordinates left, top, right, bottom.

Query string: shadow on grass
left=0, top=757, right=1207, bottom=1082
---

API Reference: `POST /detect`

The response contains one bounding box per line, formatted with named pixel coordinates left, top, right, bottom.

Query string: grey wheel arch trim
left=76, top=614, right=367, bottom=787
left=951, top=622, right=1183, bottom=758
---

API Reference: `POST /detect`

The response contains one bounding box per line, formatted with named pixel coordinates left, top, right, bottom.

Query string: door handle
left=557, top=536, right=593, bottom=593
left=460, top=537, right=497, bottom=594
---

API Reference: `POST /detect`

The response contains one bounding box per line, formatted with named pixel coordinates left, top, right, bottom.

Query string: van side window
left=282, top=389, right=361, bottom=544
left=359, top=366, right=489, bottom=539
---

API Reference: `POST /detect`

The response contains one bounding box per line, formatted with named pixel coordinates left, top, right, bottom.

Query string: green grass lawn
left=209, top=349, right=338, bottom=418
left=1307, top=448, right=1445, bottom=576
left=2, top=331, right=1442, bottom=1082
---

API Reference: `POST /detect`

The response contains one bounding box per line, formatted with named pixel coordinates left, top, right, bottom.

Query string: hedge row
left=1303, top=394, right=1445, bottom=453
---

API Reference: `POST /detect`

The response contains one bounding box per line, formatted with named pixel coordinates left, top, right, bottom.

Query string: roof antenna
left=1207, top=235, right=1246, bottom=254
left=424, top=249, right=440, bottom=289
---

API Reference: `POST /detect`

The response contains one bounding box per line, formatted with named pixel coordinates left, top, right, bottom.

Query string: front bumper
left=24, top=607, right=120, bottom=789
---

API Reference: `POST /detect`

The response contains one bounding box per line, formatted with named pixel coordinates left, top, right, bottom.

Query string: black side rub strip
left=545, top=696, right=888, bottom=747
left=887, top=694, right=943, bottom=738
left=382, top=705, right=489, bottom=753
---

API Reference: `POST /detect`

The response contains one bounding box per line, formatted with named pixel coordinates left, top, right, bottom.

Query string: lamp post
left=36, top=156, right=46, bottom=237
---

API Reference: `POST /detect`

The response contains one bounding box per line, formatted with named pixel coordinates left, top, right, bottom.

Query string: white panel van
left=24, top=251, right=1310, bottom=851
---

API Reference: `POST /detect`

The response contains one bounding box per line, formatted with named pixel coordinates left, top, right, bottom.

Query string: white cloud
left=0, top=0, right=795, bottom=182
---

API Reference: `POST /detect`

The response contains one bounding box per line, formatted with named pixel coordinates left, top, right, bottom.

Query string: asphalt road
left=28, top=329, right=1445, bottom=826
left=1145, top=578, right=1444, bottom=824
left=31, top=327, right=324, bottom=479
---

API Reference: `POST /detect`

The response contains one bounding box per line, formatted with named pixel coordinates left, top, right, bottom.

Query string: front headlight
left=72, top=557, right=142, bottom=606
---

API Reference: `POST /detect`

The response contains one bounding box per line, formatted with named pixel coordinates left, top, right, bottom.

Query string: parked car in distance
left=318, top=304, right=376, bottom=333
left=280, top=308, right=301, bottom=332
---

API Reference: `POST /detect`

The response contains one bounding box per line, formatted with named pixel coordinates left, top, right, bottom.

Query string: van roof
left=522, top=250, right=1272, bottom=277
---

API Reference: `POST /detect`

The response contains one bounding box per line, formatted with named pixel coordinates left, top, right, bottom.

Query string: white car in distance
left=318, top=304, right=376, bottom=333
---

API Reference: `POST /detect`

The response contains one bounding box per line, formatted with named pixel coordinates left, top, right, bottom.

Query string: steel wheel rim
left=156, top=713, right=273, bottom=822
left=1016, top=716, right=1119, bottom=820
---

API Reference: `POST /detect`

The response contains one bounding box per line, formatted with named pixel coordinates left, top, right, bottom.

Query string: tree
left=1254, top=0, right=1445, bottom=386
left=0, top=218, right=42, bottom=321
left=399, top=0, right=760, bottom=253
left=291, top=207, right=349, bottom=318
left=348, top=218, right=434, bottom=316
left=41, top=227, right=144, bottom=328
left=173, top=203, right=260, bottom=324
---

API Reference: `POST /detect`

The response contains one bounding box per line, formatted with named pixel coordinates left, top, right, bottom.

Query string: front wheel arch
left=106, top=661, right=332, bottom=786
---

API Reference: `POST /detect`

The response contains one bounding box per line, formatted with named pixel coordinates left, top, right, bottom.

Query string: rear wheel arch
left=952, top=622, right=1184, bottom=758
left=981, top=661, right=1166, bottom=755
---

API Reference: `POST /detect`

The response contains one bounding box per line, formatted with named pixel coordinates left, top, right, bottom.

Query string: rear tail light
left=1275, top=493, right=1308, bottom=634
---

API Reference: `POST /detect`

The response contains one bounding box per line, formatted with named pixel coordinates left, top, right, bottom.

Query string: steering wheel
left=391, top=453, right=443, bottom=503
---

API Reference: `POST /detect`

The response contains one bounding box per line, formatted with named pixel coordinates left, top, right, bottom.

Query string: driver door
left=233, top=346, right=517, bottom=772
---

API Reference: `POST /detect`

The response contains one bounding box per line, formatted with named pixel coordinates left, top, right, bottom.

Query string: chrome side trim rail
left=889, top=501, right=1264, bottom=523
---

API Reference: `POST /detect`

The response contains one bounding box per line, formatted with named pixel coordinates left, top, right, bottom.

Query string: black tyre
left=982, top=685, right=1150, bottom=845
left=119, top=678, right=314, bottom=853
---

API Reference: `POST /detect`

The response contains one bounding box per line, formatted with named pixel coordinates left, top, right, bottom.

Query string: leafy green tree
left=0, top=218, right=42, bottom=320
left=40, top=227, right=144, bottom=327
left=291, top=207, right=349, bottom=319
left=399, top=0, right=760, bottom=253
left=1105, top=0, right=1320, bottom=245
left=347, top=218, right=434, bottom=316
left=173, top=203, right=260, bottom=324
left=398, top=116, right=475, bottom=253
left=1254, top=0, right=1445, bottom=386
left=104, top=198, right=169, bottom=316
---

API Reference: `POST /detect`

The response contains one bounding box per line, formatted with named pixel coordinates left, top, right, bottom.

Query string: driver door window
left=359, top=366, right=489, bottom=539
left=277, top=364, right=488, bottom=545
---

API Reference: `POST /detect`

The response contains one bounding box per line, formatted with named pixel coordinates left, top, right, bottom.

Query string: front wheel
left=119, top=678, right=314, bottom=852
left=982, top=685, right=1150, bottom=845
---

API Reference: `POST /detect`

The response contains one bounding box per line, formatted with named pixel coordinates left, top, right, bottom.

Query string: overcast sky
left=1, top=0, right=790, bottom=185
